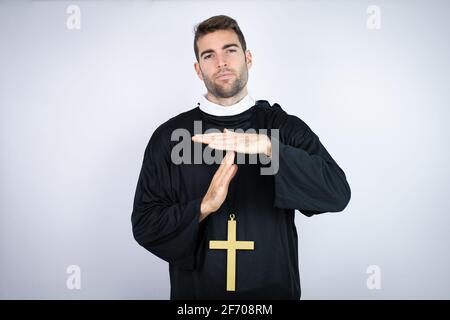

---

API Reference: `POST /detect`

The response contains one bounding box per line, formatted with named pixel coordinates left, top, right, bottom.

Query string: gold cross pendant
left=209, top=214, right=255, bottom=292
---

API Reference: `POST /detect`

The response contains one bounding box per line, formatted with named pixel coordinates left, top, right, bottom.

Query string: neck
left=206, top=87, right=248, bottom=106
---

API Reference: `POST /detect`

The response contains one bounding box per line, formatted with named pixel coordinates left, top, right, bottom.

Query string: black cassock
left=131, top=100, right=351, bottom=299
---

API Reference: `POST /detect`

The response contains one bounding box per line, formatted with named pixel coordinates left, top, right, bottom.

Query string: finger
left=223, top=149, right=235, bottom=165
left=228, top=163, right=238, bottom=181
left=208, top=136, right=242, bottom=146
left=219, top=162, right=238, bottom=190
left=195, top=132, right=229, bottom=138
left=209, top=133, right=249, bottom=144
left=192, top=133, right=228, bottom=144
left=206, top=134, right=242, bottom=149
left=216, top=151, right=235, bottom=182
left=208, top=143, right=236, bottom=152
left=201, top=130, right=237, bottom=139
left=222, top=164, right=238, bottom=187
left=209, top=134, right=259, bottom=153
left=197, top=131, right=241, bottom=144
left=192, top=134, right=209, bottom=143
left=213, top=150, right=234, bottom=181
left=208, top=137, right=245, bottom=151
left=191, top=135, right=200, bottom=142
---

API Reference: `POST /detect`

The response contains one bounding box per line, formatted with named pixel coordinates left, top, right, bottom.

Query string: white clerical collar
left=198, top=93, right=256, bottom=116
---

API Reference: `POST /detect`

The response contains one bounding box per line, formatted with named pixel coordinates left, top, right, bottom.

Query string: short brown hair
left=193, top=15, right=247, bottom=62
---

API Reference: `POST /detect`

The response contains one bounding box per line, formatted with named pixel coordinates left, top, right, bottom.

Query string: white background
left=1, top=0, right=449, bottom=299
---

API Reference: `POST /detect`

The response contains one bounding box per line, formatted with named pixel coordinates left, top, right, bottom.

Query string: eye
left=204, top=54, right=212, bottom=60
left=228, top=49, right=237, bottom=53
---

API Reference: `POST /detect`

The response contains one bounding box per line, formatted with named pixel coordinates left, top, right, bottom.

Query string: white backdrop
left=1, top=0, right=449, bottom=299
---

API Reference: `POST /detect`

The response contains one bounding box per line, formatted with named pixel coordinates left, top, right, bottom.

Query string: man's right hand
left=199, top=151, right=238, bottom=222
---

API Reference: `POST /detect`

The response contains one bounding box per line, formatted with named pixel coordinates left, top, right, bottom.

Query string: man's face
left=194, top=29, right=252, bottom=99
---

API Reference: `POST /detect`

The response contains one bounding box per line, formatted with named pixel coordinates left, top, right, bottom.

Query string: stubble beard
left=203, top=66, right=248, bottom=99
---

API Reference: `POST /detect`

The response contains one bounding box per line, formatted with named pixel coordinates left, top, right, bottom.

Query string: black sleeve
left=131, top=126, right=202, bottom=270
left=273, top=111, right=351, bottom=217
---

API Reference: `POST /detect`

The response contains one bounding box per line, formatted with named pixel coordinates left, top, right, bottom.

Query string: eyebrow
left=200, top=43, right=240, bottom=58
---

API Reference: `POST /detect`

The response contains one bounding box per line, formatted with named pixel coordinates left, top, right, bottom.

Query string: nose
left=217, top=53, right=228, bottom=69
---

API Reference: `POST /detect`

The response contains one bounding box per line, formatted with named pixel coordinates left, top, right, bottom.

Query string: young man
left=132, top=15, right=351, bottom=299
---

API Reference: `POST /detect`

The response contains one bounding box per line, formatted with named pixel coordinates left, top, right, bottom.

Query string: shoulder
left=255, top=99, right=317, bottom=146
left=255, top=99, right=310, bottom=131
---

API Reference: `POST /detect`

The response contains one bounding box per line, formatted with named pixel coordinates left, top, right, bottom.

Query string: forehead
left=197, top=29, right=240, bottom=49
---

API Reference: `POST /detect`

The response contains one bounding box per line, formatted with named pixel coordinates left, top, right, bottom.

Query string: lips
left=216, top=72, right=234, bottom=80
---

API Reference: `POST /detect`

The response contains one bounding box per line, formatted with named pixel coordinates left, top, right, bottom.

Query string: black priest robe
left=131, top=100, right=351, bottom=299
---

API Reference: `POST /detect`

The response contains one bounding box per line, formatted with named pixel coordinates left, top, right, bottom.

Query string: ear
left=245, top=50, right=253, bottom=70
left=194, top=62, right=204, bottom=80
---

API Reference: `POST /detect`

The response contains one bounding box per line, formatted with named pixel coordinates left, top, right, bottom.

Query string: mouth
left=216, top=72, right=234, bottom=80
